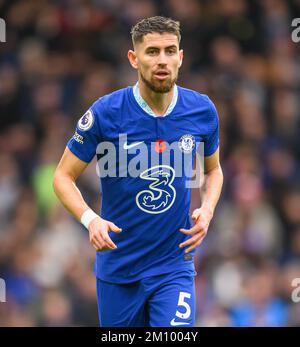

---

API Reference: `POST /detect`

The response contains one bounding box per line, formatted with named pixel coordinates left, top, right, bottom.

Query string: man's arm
left=53, top=147, right=90, bottom=219
left=197, top=147, right=223, bottom=218
left=179, top=148, right=223, bottom=253
left=53, top=147, right=122, bottom=251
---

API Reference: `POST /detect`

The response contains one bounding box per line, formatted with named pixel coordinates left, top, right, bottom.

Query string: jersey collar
left=133, top=81, right=178, bottom=117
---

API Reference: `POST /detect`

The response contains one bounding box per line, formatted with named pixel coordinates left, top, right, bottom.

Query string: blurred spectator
left=230, top=263, right=288, bottom=327
left=213, top=171, right=283, bottom=258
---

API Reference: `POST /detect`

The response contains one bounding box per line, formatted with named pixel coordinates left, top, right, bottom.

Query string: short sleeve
left=204, top=97, right=219, bottom=157
left=67, top=101, right=102, bottom=163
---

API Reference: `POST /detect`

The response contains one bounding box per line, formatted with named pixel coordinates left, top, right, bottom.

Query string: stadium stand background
left=0, top=0, right=300, bottom=326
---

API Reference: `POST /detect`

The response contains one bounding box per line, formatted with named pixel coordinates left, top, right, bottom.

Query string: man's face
left=128, top=32, right=183, bottom=93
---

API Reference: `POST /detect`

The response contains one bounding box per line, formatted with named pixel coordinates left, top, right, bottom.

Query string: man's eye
left=148, top=50, right=156, bottom=55
left=167, top=50, right=176, bottom=55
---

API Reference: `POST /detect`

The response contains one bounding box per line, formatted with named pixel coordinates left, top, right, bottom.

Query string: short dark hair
left=131, top=16, right=181, bottom=47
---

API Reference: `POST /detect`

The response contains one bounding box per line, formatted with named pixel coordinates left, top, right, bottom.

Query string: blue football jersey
left=67, top=85, right=219, bottom=283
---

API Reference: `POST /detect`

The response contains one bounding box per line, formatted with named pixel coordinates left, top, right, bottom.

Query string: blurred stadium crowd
left=0, top=0, right=300, bottom=326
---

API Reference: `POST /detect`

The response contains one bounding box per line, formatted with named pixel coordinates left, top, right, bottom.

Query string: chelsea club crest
left=178, top=134, right=195, bottom=153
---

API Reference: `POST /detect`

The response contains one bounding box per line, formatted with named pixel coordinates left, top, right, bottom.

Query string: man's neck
left=138, top=79, right=174, bottom=117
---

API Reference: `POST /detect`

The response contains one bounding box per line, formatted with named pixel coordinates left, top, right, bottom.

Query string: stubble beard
left=140, top=70, right=178, bottom=93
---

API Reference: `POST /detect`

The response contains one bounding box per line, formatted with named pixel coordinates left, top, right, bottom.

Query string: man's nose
left=157, top=52, right=167, bottom=65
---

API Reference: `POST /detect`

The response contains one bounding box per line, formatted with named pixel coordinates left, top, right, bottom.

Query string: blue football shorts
left=96, top=270, right=196, bottom=327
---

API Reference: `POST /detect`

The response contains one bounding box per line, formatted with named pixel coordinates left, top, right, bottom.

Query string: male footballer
left=53, top=16, right=223, bottom=327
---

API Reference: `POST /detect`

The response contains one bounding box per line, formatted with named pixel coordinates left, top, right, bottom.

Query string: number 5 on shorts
left=175, top=292, right=191, bottom=319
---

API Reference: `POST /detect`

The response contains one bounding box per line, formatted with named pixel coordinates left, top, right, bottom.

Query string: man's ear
left=179, top=49, right=184, bottom=68
left=128, top=50, right=138, bottom=69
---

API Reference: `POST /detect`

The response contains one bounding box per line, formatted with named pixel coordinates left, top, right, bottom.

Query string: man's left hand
left=179, top=207, right=213, bottom=253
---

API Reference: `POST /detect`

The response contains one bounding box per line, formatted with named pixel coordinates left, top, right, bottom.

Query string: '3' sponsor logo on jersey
left=136, top=165, right=176, bottom=214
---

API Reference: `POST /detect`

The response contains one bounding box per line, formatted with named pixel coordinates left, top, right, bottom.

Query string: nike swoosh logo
left=123, top=141, right=144, bottom=150
left=170, top=318, right=190, bottom=326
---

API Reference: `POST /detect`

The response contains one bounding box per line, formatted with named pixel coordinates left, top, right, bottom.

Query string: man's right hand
left=88, top=217, right=122, bottom=251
